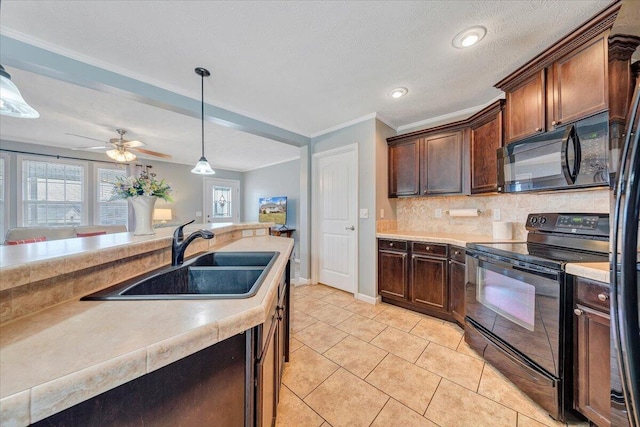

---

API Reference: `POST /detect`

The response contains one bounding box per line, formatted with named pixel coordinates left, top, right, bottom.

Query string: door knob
left=345, top=226, right=355, bottom=231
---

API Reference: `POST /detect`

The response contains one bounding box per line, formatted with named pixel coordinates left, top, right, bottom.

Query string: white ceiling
left=0, top=0, right=613, bottom=171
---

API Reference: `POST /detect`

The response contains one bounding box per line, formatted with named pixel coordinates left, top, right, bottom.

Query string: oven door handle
left=468, top=251, right=559, bottom=281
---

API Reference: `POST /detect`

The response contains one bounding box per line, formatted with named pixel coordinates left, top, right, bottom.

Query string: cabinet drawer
left=379, top=239, right=407, bottom=252
left=575, top=277, right=610, bottom=313
left=412, top=242, right=447, bottom=257
left=449, top=246, right=466, bottom=263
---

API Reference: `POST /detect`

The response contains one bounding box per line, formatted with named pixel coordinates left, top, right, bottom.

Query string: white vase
left=130, top=195, right=157, bottom=236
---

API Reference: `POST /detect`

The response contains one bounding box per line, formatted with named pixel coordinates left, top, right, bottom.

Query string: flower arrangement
left=110, top=171, right=173, bottom=202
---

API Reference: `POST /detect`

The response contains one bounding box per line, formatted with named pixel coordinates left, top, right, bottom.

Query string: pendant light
left=0, top=65, right=39, bottom=118
left=191, top=67, right=215, bottom=175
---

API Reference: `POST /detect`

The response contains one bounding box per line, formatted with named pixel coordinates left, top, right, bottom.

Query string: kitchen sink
left=81, top=251, right=279, bottom=300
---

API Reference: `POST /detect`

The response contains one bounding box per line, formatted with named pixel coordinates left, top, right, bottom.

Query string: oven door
left=465, top=251, right=565, bottom=376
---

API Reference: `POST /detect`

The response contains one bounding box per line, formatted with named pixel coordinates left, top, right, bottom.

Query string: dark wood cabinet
left=505, top=70, right=546, bottom=144
left=448, top=246, right=466, bottom=326
left=389, top=141, right=420, bottom=197
left=574, top=277, right=610, bottom=427
left=552, top=33, right=608, bottom=127
left=378, top=240, right=409, bottom=301
left=470, top=100, right=505, bottom=194
left=421, top=131, right=463, bottom=195
left=411, top=254, right=447, bottom=313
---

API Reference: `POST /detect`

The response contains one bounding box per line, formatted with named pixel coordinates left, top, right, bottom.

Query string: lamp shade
left=106, top=149, right=136, bottom=162
left=153, top=208, right=172, bottom=221
left=0, top=65, right=39, bottom=118
left=191, top=156, right=215, bottom=175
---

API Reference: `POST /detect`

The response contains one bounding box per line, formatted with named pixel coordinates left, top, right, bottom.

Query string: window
left=20, top=158, right=87, bottom=226
left=96, top=166, right=128, bottom=225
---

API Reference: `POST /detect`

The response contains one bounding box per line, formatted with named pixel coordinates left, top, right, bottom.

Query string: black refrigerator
left=611, top=77, right=640, bottom=427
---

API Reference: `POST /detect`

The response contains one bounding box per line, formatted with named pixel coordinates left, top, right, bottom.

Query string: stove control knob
left=530, top=217, right=538, bottom=224
left=539, top=217, right=547, bottom=224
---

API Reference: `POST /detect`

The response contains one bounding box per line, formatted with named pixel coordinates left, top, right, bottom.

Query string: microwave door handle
left=573, top=127, right=581, bottom=181
left=561, top=125, right=577, bottom=184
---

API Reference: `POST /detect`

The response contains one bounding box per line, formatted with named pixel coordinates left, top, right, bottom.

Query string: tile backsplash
left=394, top=189, right=609, bottom=241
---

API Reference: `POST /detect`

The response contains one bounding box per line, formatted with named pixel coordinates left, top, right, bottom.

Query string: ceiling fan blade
left=70, top=145, right=109, bottom=151
left=132, top=147, right=172, bottom=159
left=65, top=133, right=108, bottom=143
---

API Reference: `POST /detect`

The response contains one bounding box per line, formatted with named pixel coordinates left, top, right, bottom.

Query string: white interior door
left=314, top=146, right=357, bottom=294
left=204, top=178, right=240, bottom=223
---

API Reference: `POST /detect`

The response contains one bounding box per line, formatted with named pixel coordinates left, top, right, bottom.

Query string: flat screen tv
left=259, top=196, right=287, bottom=227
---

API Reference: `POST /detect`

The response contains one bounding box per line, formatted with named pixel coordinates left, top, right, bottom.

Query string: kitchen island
left=0, top=224, right=293, bottom=426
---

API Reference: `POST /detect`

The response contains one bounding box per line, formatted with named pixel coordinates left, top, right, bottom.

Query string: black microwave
left=497, top=112, right=609, bottom=193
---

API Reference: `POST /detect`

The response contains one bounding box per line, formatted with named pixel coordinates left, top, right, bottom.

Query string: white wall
left=242, top=158, right=301, bottom=256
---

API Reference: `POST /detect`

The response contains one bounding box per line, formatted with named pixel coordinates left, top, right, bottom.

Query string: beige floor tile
left=478, top=365, right=564, bottom=427
left=295, top=296, right=329, bottom=314
left=517, top=414, right=551, bottom=427
left=296, top=284, right=338, bottom=299
left=293, top=321, right=348, bottom=354
left=324, top=335, right=388, bottom=379
left=370, top=327, right=428, bottom=363
left=335, top=313, right=387, bottom=342
left=371, top=399, right=439, bottom=427
left=291, top=309, right=317, bottom=333
left=343, top=300, right=388, bottom=319
left=289, top=337, right=304, bottom=352
left=320, top=423, right=332, bottom=427
left=366, top=353, right=441, bottom=414
left=282, top=345, right=339, bottom=398
left=425, top=379, right=517, bottom=427
left=410, top=317, right=463, bottom=349
left=309, top=304, right=354, bottom=326
left=373, top=307, right=422, bottom=331
left=321, top=290, right=357, bottom=307
left=304, top=368, right=389, bottom=427
left=275, top=385, right=325, bottom=427
left=415, top=342, right=484, bottom=391
left=456, top=338, right=483, bottom=360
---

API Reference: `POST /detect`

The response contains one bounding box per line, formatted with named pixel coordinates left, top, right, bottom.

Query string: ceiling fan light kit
left=0, top=64, right=40, bottom=118
left=191, top=67, right=215, bottom=175
left=107, top=147, right=136, bottom=162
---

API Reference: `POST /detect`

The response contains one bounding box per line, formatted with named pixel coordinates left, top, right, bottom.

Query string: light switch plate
left=435, top=209, right=442, bottom=218
left=380, top=209, right=385, bottom=219
left=493, top=209, right=501, bottom=221
left=242, top=230, right=253, bottom=237
left=360, top=209, right=369, bottom=219
left=196, top=211, right=202, bottom=217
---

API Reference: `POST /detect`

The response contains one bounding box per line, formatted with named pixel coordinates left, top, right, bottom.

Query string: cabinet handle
left=426, top=246, right=431, bottom=251
left=448, top=260, right=452, bottom=265
left=389, top=242, right=394, bottom=247
left=552, top=120, right=561, bottom=126
left=574, top=308, right=584, bottom=316
left=597, top=293, right=608, bottom=302
left=454, top=251, right=460, bottom=255
left=535, top=127, right=542, bottom=132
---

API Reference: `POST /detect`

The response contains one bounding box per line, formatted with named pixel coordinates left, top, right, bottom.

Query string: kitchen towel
left=448, top=208, right=479, bottom=217
left=493, top=221, right=513, bottom=240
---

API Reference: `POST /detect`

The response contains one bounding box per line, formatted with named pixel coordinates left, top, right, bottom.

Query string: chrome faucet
left=171, top=220, right=214, bottom=266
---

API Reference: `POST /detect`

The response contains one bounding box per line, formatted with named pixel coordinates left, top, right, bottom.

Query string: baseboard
left=294, top=277, right=311, bottom=286
left=356, top=293, right=381, bottom=305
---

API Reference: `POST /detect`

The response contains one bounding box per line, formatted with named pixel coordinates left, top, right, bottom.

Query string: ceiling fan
left=68, top=128, right=171, bottom=162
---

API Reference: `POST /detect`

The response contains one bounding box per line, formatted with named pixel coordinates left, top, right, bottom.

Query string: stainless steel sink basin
left=81, top=251, right=279, bottom=300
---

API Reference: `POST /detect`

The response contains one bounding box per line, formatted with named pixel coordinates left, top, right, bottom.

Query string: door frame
left=203, top=177, right=241, bottom=224
left=311, top=143, right=358, bottom=294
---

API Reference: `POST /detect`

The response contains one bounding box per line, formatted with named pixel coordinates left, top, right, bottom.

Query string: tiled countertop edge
left=0, top=236, right=291, bottom=426
left=565, top=262, right=610, bottom=284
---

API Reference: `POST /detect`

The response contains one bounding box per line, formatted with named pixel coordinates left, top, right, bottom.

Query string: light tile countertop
left=0, top=235, right=294, bottom=426
left=377, top=230, right=611, bottom=283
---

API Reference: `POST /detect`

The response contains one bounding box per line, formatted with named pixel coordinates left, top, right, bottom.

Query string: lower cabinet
left=378, top=240, right=409, bottom=301
left=448, top=246, right=466, bottom=326
left=573, top=277, right=610, bottom=427
left=410, top=242, right=448, bottom=314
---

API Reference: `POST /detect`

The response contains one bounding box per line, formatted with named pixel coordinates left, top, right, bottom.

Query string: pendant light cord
left=201, top=72, right=205, bottom=158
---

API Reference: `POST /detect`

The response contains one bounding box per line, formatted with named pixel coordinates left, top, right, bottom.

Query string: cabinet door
left=553, top=33, right=608, bottom=127
left=506, top=70, right=545, bottom=144
left=574, top=305, right=611, bottom=427
left=389, top=141, right=420, bottom=197
left=410, top=255, right=447, bottom=312
left=256, top=319, right=277, bottom=427
left=422, top=132, right=463, bottom=195
left=378, top=250, right=408, bottom=300
left=449, top=259, right=466, bottom=326
left=471, top=112, right=502, bottom=194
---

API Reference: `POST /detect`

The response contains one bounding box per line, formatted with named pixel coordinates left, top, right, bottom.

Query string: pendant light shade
left=191, top=67, right=215, bottom=175
left=0, top=65, right=39, bottom=118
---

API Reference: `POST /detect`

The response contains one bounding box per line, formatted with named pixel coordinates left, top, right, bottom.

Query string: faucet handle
left=174, top=220, right=196, bottom=241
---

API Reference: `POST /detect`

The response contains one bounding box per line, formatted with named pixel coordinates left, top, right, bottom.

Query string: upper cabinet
left=421, top=131, right=463, bottom=195
left=470, top=100, right=505, bottom=194
left=388, top=140, right=420, bottom=197
left=497, top=3, right=621, bottom=145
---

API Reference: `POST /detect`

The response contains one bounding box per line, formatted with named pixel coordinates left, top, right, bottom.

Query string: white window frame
left=17, top=155, right=89, bottom=227
left=94, top=163, right=129, bottom=226
left=0, top=153, right=9, bottom=241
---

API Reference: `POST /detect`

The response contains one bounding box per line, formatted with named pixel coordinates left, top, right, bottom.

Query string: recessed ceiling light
left=452, top=26, right=487, bottom=49
left=389, top=87, right=408, bottom=99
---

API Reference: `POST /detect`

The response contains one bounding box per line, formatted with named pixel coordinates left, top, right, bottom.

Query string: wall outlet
left=435, top=209, right=442, bottom=218
left=255, top=228, right=266, bottom=236
left=360, top=208, right=369, bottom=219
left=196, top=211, right=202, bottom=217
left=242, top=230, right=253, bottom=237
left=380, top=209, right=385, bottom=219
left=493, top=209, right=501, bottom=221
